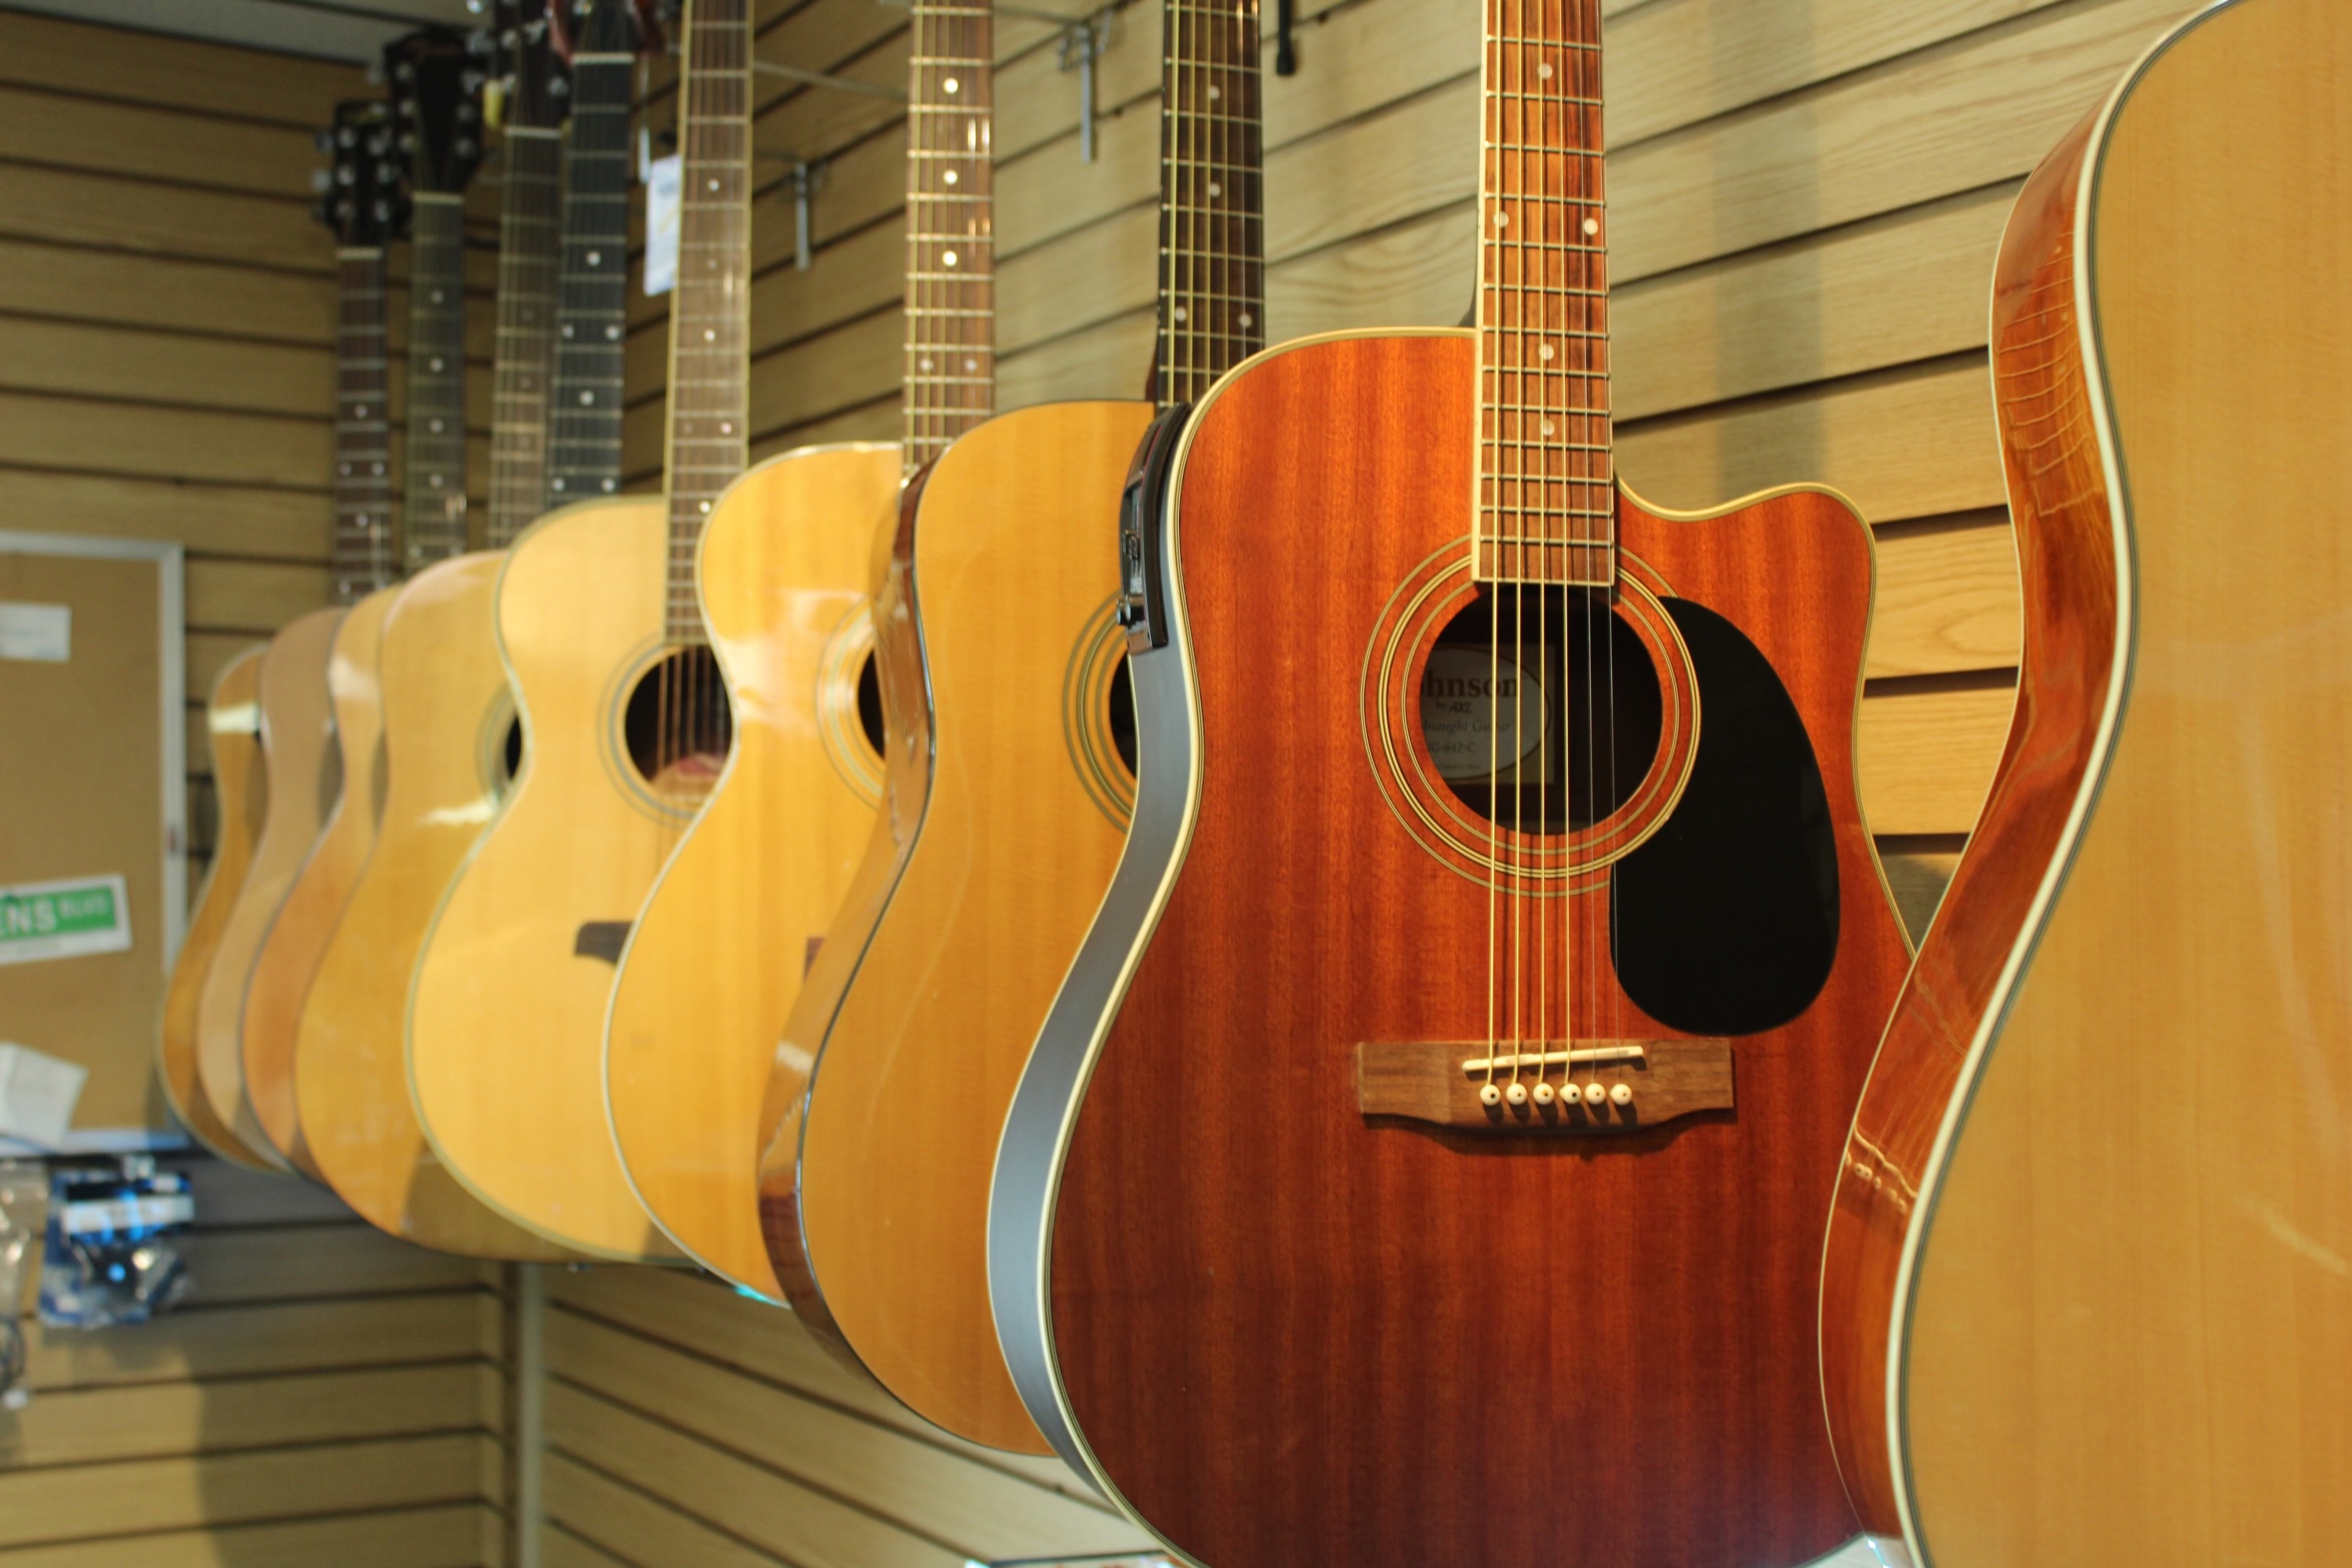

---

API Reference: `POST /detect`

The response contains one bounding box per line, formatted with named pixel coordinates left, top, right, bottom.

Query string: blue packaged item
left=38, top=1158, right=193, bottom=1328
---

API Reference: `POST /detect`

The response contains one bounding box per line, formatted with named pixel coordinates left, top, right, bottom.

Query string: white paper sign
left=644, top=152, right=681, bottom=297
left=0, top=1042, right=89, bottom=1147
left=0, top=602, right=69, bottom=662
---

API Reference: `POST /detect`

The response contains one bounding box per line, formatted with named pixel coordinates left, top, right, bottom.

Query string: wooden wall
left=0, top=8, right=496, bottom=872
left=0, top=1157, right=508, bottom=1567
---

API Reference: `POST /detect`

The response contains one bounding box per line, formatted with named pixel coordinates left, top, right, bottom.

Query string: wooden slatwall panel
left=540, top=1266, right=1149, bottom=1566
left=0, top=1156, right=506, bottom=1566
left=0, top=10, right=500, bottom=868
left=617, top=0, right=2203, bottom=936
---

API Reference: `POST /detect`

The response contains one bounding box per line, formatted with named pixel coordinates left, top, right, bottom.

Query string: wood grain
left=775, top=402, right=1152, bottom=1454
left=1903, top=5, right=2352, bottom=1562
left=194, top=607, right=342, bottom=1167
left=1041, top=332, right=1912, bottom=1566
left=608, top=443, right=897, bottom=1297
left=407, top=499, right=686, bottom=1261
left=241, top=586, right=396, bottom=1171
left=295, top=555, right=576, bottom=1259
left=157, top=646, right=279, bottom=1171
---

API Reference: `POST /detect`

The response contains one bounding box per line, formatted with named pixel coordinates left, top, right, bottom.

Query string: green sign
left=0, top=875, right=131, bottom=966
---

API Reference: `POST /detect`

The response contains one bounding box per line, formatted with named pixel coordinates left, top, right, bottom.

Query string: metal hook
left=1056, top=8, right=1114, bottom=163
left=788, top=158, right=829, bottom=270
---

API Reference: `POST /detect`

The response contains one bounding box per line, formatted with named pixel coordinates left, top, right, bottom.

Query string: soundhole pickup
left=1354, top=1038, right=1733, bottom=1133
left=574, top=921, right=633, bottom=965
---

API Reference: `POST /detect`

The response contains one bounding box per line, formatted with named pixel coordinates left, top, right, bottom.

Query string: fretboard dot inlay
left=356, top=405, right=369, bottom=417
left=1208, top=85, right=1220, bottom=100
left=944, top=169, right=959, bottom=185
left=430, top=419, right=443, bottom=432
left=1494, top=212, right=1508, bottom=227
left=1584, top=217, right=1600, bottom=235
left=1539, top=344, right=1555, bottom=360
left=1543, top=420, right=1557, bottom=435
left=554, top=478, right=566, bottom=491
left=698, top=500, right=711, bottom=514
left=601, top=478, right=616, bottom=492
left=430, top=358, right=444, bottom=372
left=943, top=250, right=959, bottom=267
left=920, top=357, right=935, bottom=372
left=580, top=392, right=594, bottom=405
left=945, top=76, right=960, bottom=93
left=1173, top=306, right=1189, bottom=322
left=720, top=421, right=734, bottom=434
left=563, top=325, right=575, bottom=338
left=1240, top=311, right=1254, bottom=327
left=431, top=291, right=445, bottom=304
left=587, top=250, right=601, bottom=265
left=604, top=325, right=620, bottom=340
left=703, top=328, right=715, bottom=341
left=339, top=463, right=350, bottom=475
left=430, top=474, right=443, bottom=487
left=1208, top=180, right=1221, bottom=197
left=1538, top=61, right=1553, bottom=78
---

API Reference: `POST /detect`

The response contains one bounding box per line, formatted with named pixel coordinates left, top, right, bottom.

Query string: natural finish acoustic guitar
left=297, top=3, right=601, bottom=1260
left=241, top=42, right=484, bottom=1173
left=158, top=644, right=276, bottom=1172
left=989, top=0, right=1914, bottom=1560
left=606, top=0, right=994, bottom=1302
left=408, top=0, right=753, bottom=1261
left=1820, top=2, right=2352, bottom=1562
left=757, top=0, right=1259, bottom=1454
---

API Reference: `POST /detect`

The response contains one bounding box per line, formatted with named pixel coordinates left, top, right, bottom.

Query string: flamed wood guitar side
left=1822, top=2, right=2352, bottom=1561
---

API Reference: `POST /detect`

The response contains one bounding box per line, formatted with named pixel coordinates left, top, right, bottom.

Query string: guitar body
left=195, top=605, right=344, bottom=1167
left=763, top=402, right=1149, bottom=1452
left=607, top=443, right=897, bottom=1297
left=242, top=586, right=395, bottom=1172
left=296, top=554, right=570, bottom=1258
left=409, top=497, right=683, bottom=1261
left=1822, top=4, right=2352, bottom=1562
left=159, top=645, right=278, bottom=1171
left=994, top=332, right=1911, bottom=1567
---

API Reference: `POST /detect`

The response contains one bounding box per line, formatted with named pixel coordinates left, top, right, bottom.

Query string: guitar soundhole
left=499, top=717, right=523, bottom=785
left=1107, top=659, right=1137, bottom=775
left=621, top=645, right=733, bottom=798
left=855, top=653, right=884, bottom=757
left=1420, top=585, right=1663, bottom=833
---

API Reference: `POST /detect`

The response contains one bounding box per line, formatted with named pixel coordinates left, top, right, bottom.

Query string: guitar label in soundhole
left=620, top=644, right=732, bottom=808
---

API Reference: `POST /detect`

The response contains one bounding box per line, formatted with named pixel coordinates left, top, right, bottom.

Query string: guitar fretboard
left=662, top=0, right=753, bottom=643
left=903, top=0, right=994, bottom=475
left=488, top=127, right=563, bottom=546
left=1158, top=0, right=1265, bottom=408
left=546, top=52, right=635, bottom=513
left=1475, top=0, right=1611, bottom=588
left=402, top=193, right=472, bottom=570
left=334, top=249, right=396, bottom=601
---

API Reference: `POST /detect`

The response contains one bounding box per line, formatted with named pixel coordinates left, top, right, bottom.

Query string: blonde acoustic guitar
left=158, top=645, right=278, bottom=1171
left=293, top=4, right=633, bottom=1258
left=603, top=444, right=896, bottom=1297
left=241, top=47, right=483, bottom=1171
left=193, top=605, right=342, bottom=1172
left=753, top=0, right=1262, bottom=1455
left=1820, top=2, right=2352, bottom=1562
left=408, top=0, right=752, bottom=1260
left=296, top=554, right=572, bottom=1258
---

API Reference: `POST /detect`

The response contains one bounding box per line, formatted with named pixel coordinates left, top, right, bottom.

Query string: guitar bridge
left=1355, top=1038, right=1733, bottom=1132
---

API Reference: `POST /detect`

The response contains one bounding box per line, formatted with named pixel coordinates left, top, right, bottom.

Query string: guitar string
left=1481, top=7, right=1500, bottom=1089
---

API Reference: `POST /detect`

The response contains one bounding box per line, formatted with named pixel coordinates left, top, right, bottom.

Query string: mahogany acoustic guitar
left=989, top=0, right=1913, bottom=1560
left=158, top=644, right=275, bottom=1171
left=756, top=0, right=1261, bottom=1455
left=407, top=0, right=752, bottom=1260
left=1820, top=2, right=2352, bottom=1563
left=241, top=39, right=484, bottom=1174
left=296, top=2, right=606, bottom=1259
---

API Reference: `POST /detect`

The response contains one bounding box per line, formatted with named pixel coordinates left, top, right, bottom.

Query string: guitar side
left=296, top=554, right=574, bottom=1259
left=408, top=498, right=683, bottom=1261
left=606, top=443, right=897, bottom=1298
left=1838, top=4, right=2352, bottom=1561
left=242, top=586, right=397, bottom=1174
left=776, top=401, right=1151, bottom=1455
left=194, top=606, right=344, bottom=1168
left=999, top=331, right=1911, bottom=1567
left=158, top=645, right=280, bottom=1172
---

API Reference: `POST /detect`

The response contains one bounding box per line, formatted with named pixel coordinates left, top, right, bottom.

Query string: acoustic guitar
left=241, top=34, right=485, bottom=1174
left=1820, top=2, right=2352, bottom=1562
left=408, top=0, right=753, bottom=1261
left=296, top=0, right=604, bottom=1260
left=604, top=0, right=992, bottom=1300
left=187, top=87, right=424, bottom=1172
left=757, top=0, right=1261, bottom=1455
left=158, top=644, right=275, bottom=1171
left=988, top=0, right=1915, bottom=1559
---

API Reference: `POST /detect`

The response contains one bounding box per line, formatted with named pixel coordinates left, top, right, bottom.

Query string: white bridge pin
left=1504, top=1082, right=1529, bottom=1107
left=1478, top=1083, right=1503, bottom=1108
left=1582, top=1082, right=1607, bottom=1106
left=1610, top=1083, right=1634, bottom=1107
left=1532, top=1082, right=1556, bottom=1106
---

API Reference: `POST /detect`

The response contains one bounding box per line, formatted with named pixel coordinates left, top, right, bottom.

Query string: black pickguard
left=1611, top=600, right=1840, bottom=1035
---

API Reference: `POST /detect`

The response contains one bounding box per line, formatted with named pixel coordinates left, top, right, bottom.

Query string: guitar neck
left=546, top=51, right=635, bottom=514
left=333, top=248, right=396, bottom=601
left=487, top=126, right=564, bottom=547
left=1475, top=0, right=1612, bottom=589
left=402, top=193, right=472, bottom=572
left=661, top=0, right=753, bottom=644
left=902, top=0, right=995, bottom=475
left=1157, top=0, right=1265, bottom=408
